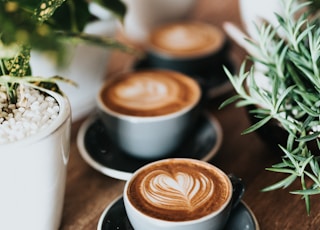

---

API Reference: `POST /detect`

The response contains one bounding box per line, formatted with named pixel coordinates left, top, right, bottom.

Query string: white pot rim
left=0, top=88, right=71, bottom=149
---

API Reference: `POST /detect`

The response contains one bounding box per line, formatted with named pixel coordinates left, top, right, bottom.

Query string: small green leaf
left=34, top=0, right=67, bottom=23
left=296, top=101, right=319, bottom=117
left=265, top=167, right=297, bottom=174
left=290, top=189, right=320, bottom=195
left=262, top=174, right=297, bottom=192
left=241, top=115, right=272, bottom=134
left=219, top=95, right=241, bottom=109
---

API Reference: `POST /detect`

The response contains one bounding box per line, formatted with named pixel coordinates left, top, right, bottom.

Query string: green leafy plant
left=0, top=42, right=76, bottom=104
left=0, top=0, right=137, bottom=104
left=0, top=0, right=127, bottom=49
left=220, top=0, right=320, bottom=214
left=310, top=0, right=320, bottom=11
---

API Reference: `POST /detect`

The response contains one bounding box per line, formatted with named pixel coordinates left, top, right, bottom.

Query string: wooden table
left=59, top=0, right=320, bottom=229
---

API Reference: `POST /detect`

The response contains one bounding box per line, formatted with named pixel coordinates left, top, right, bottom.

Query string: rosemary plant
left=220, top=0, right=320, bottom=214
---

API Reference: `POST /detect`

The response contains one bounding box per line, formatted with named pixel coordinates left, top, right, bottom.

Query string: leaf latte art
left=100, top=70, right=200, bottom=117
left=141, top=171, right=214, bottom=211
left=111, top=76, right=179, bottom=111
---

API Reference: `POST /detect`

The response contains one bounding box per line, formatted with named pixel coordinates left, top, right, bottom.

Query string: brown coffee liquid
left=148, top=21, right=225, bottom=58
left=100, top=70, right=200, bottom=117
left=127, top=159, right=231, bottom=221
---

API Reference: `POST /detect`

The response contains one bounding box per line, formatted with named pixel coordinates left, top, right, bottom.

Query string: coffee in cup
left=146, top=21, right=228, bottom=75
left=97, top=69, right=201, bottom=159
left=124, top=158, right=233, bottom=230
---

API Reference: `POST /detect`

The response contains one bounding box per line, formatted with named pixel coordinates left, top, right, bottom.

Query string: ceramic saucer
left=97, top=196, right=260, bottom=230
left=133, top=57, right=235, bottom=100
left=77, top=113, right=223, bottom=181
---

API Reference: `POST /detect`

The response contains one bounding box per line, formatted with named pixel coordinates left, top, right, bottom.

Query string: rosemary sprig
left=220, top=0, right=320, bottom=214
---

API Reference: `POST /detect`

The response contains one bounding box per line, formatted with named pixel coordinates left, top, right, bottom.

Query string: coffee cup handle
left=228, top=174, right=245, bottom=209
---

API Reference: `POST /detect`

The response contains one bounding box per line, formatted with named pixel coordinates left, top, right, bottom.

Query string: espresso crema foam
left=100, top=70, right=200, bottom=117
left=127, top=159, right=231, bottom=221
left=148, top=21, right=225, bottom=58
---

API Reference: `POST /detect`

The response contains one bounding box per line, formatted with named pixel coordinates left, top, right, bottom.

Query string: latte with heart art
left=126, top=158, right=232, bottom=221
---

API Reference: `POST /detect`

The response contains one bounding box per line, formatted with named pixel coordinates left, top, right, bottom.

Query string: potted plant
left=0, top=39, right=73, bottom=230
left=0, top=0, right=133, bottom=229
left=27, top=0, right=138, bottom=121
left=220, top=0, right=320, bottom=214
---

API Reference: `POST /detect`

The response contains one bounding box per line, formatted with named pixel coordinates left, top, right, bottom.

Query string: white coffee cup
left=97, top=69, right=201, bottom=159
left=123, top=158, right=234, bottom=230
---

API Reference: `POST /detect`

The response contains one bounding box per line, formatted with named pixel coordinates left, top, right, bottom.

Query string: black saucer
left=97, top=196, right=259, bottom=230
left=133, top=57, right=235, bottom=99
left=77, top=113, right=222, bottom=181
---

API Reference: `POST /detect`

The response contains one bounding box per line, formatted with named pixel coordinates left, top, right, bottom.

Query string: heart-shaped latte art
left=141, top=170, right=214, bottom=211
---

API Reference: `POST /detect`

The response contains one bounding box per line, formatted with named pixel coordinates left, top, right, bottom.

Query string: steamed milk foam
left=127, top=159, right=232, bottom=221
left=148, top=21, right=225, bottom=58
left=100, top=69, right=201, bottom=117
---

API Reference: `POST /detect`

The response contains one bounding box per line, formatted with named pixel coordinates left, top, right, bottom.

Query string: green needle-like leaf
left=262, top=174, right=297, bottom=191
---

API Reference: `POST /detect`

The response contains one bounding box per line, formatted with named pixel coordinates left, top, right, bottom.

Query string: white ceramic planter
left=30, top=17, right=117, bottom=121
left=120, top=0, right=196, bottom=43
left=0, top=90, right=71, bottom=230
